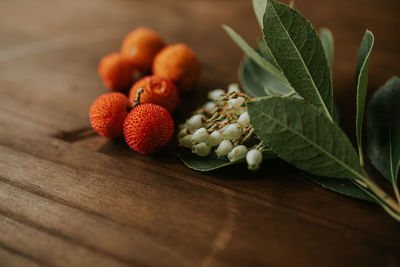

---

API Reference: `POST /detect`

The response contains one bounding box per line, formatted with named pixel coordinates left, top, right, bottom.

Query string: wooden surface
left=0, top=0, right=400, bottom=266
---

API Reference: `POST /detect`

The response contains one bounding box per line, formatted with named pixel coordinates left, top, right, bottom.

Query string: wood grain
left=0, top=0, right=399, bottom=266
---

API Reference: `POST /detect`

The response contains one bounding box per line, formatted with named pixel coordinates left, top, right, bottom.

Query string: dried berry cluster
left=90, top=27, right=200, bottom=154
left=178, top=84, right=265, bottom=170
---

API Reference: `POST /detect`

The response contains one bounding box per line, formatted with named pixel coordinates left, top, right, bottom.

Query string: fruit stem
left=133, top=88, right=144, bottom=108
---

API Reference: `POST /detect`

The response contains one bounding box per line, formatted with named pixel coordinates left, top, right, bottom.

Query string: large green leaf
left=319, top=28, right=334, bottom=71
left=305, top=87, right=370, bottom=202
left=366, top=77, right=400, bottom=185
left=247, top=97, right=366, bottom=181
left=222, top=25, right=285, bottom=81
left=263, top=0, right=333, bottom=118
left=239, top=55, right=297, bottom=98
left=355, top=30, right=374, bottom=165
left=178, top=147, right=276, bottom=172
left=304, top=103, right=373, bottom=202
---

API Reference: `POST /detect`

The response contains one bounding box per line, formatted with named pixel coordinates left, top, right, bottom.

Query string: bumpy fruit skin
left=90, top=92, right=129, bottom=138
left=98, top=53, right=135, bottom=92
left=121, top=27, right=165, bottom=72
left=152, top=43, right=200, bottom=92
left=124, top=103, right=174, bottom=154
left=128, top=75, right=179, bottom=113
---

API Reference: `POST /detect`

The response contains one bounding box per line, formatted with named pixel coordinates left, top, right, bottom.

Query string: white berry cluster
left=178, top=83, right=264, bottom=171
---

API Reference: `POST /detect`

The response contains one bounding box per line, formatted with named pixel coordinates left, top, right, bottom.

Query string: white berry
left=222, top=123, right=241, bottom=140
left=246, top=149, right=263, bottom=171
left=228, top=145, right=248, bottom=161
left=192, top=142, right=211, bottom=157
left=179, top=134, right=193, bottom=148
left=203, top=101, right=217, bottom=111
left=207, top=130, right=223, bottom=147
left=238, top=111, right=250, bottom=126
left=228, top=97, right=245, bottom=109
left=208, top=89, right=225, bottom=101
left=192, top=127, right=209, bottom=144
left=227, top=83, right=240, bottom=93
left=187, top=114, right=204, bottom=129
left=215, top=140, right=234, bottom=157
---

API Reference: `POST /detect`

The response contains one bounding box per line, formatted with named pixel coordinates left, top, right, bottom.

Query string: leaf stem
left=392, top=181, right=400, bottom=205
left=356, top=174, right=400, bottom=215
left=351, top=178, right=400, bottom=222
left=381, top=203, right=400, bottom=221
left=350, top=179, right=400, bottom=221
left=358, top=146, right=365, bottom=167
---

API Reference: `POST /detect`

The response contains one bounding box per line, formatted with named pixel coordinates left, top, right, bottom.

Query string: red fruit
left=152, top=43, right=200, bottom=93
left=128, top=75, right=179, bottom=113
left=90, top=92, right=129, bottom=138
left=98, top=53, right=136, bottom=91
left=121, top=27, right=165, bottom=72
left=124, top=103, right=174, bottom=154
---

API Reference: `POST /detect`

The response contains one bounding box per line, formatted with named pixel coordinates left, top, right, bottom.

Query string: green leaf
left=247, top=96, right=366, bottom=181
left=239, top=56, right=268, bottom=97
left=252, top=0, right=268, bottom=30
left=366, top=76, right=400, bottom=185
left=177, top=147, right=276, bottom=172
left=222, top=25, right=285, bottom=80
left=263, top=96, right=372, bottom=202
left=305, top=174, right=374, bottom=202
left=319, top=27, right=334, bottom=71
left=239, top=55, right=297, bottom=98
left=257, top=38, right=280, bottom=69
left=355, top=30, right=374, bottom=165
left=263, top=0, right=333, bottom=118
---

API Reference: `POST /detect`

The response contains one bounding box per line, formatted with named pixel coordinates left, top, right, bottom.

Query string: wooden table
left=0, top=0, right=399, bottom=266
